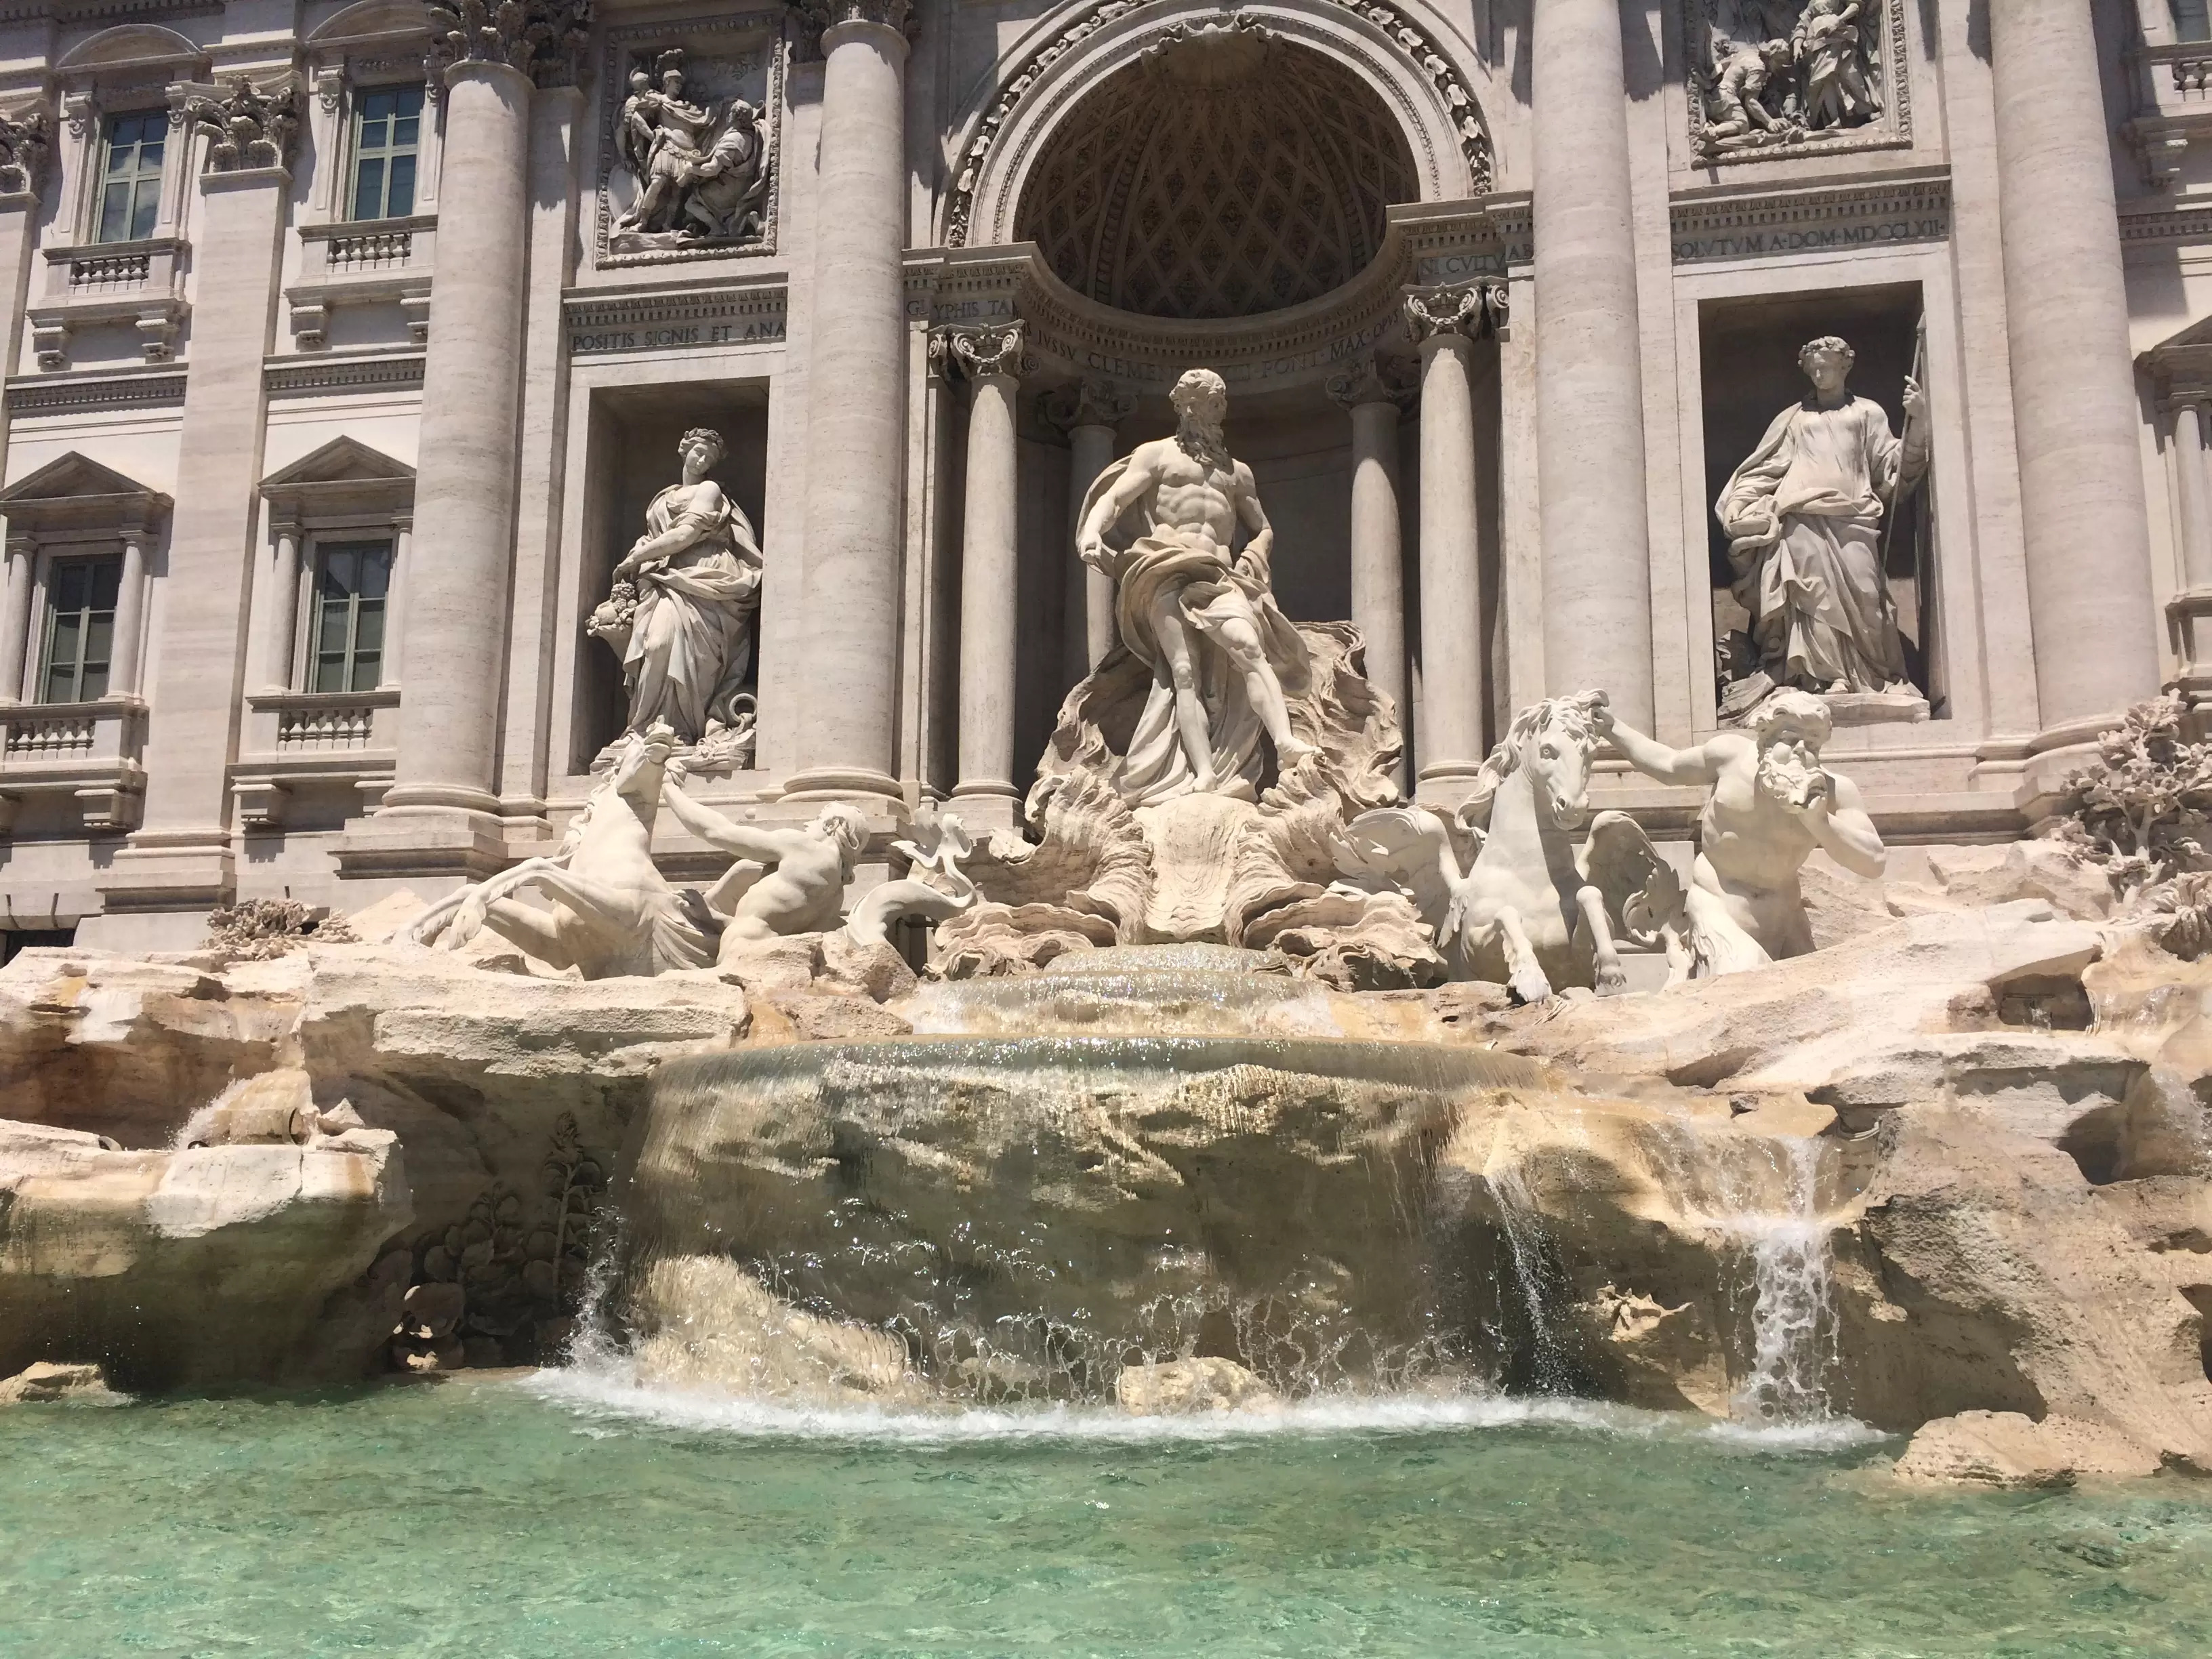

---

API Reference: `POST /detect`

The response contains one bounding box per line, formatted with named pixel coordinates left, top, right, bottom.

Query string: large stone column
left=1531, top=0, right=1654, bottom=726
left=1405, top=286, right=1501, bottom=798
left=1990, top=0, right=2161, bottom=733
left=936, top=322, right=1025, bottom=829
left=102, top=150, right=292, bottom=920
left=1043, top=379, right=1133, bottom=683
left=0, top=537, right=32, bottom=702
left=381, top=12, right=586, bottom=853
left=785, top=0, right=914, bottom=811
left=1328, top=354, right=1415, bottom=786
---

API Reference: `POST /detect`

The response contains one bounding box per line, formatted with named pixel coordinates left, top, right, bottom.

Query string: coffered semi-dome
left=1015, top=26, right=1418, bottom=322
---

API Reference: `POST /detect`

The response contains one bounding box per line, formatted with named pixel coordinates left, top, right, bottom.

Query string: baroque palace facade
left=0, top=0, right=2200, bottom=949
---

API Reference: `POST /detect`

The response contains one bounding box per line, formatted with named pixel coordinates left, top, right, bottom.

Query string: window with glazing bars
left=310, top=539, right=392, bottom=693
left=39, top=555, right=121, bottom=703
left=97, top=110, right=165, bottom=243
left=2180, top=2, right=2212, bottom=43
left=350, top=85, right=424, bottom=221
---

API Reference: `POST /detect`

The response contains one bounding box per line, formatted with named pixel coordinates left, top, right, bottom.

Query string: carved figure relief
left=600, top=33, right=780, bottom=262
left=588, top=427, right=762, bottom=771
left=1688, top=0, right=1906, bottom=163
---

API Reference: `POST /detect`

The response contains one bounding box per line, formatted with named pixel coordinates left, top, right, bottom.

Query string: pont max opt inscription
left=569, top=316, right=786, bottom=354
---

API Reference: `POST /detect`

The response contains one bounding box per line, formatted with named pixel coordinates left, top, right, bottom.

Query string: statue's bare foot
left=1594, top=958, right=1629, bottom=996
left=1277, top=736, right=1320, bottom=764
left=1191, top=767, right=1217, bottom=793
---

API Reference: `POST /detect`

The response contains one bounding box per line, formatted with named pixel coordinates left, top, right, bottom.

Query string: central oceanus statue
left=1341, top=692, right=1668, bottom=1002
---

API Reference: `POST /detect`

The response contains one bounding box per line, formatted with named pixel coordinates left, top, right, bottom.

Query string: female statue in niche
left=588, top=427, right=762, bottom=766
left=1717, top=335, right=1928, bottom=697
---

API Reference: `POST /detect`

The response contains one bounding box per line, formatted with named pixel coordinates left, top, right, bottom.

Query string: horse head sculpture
left=1462, top=690, right=1609, bottom=836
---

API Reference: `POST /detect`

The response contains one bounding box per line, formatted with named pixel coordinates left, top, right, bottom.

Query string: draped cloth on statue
left=1099, top=528, right=1312, bottom=806
left=1717, top=394, right=1912, bottom=695
left=624, top=485, right=763, bottom=743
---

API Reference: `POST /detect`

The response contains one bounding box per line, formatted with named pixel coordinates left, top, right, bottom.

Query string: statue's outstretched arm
left=661, top=777, right=798, bottom=863
left=1595, top=705, right=1722, bottom=787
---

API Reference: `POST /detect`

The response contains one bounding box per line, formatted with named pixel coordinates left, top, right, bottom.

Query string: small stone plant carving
left=2051, top=695, right=2212, bottom=958
left=390, top=1111, right=611, bottom=1371
left=203, top=898, right=358, bottom=960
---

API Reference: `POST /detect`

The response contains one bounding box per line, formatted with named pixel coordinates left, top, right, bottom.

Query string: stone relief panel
left=1685, top=0, right=1910, bottom=165
left=596, top=14, right=783, bottom=267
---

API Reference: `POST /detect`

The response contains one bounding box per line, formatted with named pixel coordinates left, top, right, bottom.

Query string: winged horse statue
left=1338, top=691, right=1689, bottom=1002
left=407, top=721, right=717, bottom=979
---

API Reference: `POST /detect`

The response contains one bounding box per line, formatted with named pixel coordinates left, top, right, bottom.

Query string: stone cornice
left=2121, top=201, right=2212, bottom=247
left=3, top=366, right=186, bottom=413
left=263, top=350, right=426, bottom=396
left=1667, top=167, right=1950, bottom=264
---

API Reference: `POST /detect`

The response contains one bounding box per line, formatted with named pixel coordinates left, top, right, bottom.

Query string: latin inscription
left=568, top=316, right=786, bottom=354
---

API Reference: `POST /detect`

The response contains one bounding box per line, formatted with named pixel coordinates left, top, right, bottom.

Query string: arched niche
left=945, top=0, right=1495, bottom=253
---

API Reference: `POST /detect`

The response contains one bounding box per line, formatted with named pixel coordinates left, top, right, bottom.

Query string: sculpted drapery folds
left=611, top=49, right=771, bottom=251
left=1717, top=334, right=1928, bottom=696
left=589, top=428, right=763, bottom=763
left=1076, top=369, right=1317, bottom=806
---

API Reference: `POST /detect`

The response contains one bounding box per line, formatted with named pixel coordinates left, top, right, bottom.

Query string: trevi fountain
left=5, top=1, right=2212, bottom=1655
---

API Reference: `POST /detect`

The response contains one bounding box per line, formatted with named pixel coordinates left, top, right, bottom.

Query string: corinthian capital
left=426, top=0, right=594, bottom=91
left=930, top=322, right=1027, bottom=385
left=1326, top=354, right=1418, bottom=412
left=790, top=0, right=916, bottom=47
left=1403, top=282, right=1508, bottom=348
left=1040, top=377, right=1135, bottom=434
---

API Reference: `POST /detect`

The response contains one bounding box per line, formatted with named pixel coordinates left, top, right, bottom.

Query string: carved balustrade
left=287, top=216, right=438, bottom=349
left=0, top=697, right=147, bottom=834
left=27, top=237, right=187, bottom=368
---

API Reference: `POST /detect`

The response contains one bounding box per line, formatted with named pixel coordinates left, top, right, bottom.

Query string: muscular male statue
left=1075, top=367, right=1317, bottom=804
left=1594, top=689, right=1885, bottom=962
left=659, top=779, right=867, bottom=956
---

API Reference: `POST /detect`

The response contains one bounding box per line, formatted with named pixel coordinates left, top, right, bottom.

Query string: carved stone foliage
left=0, top=105, right=52, bottom=198
left=947, top=1, right=1492, bottom=252
left=1041, top=377, right=1135, bottom=433
left=600, top=20, right=782, bottom=264
left=184, top=79, right=301, bottom=173
left=788, top=0, right=915, bottom=43
left=1402, top=281, right=1506, bottom=346
left=425, top=0, right=594, bottom=91
left=1687, top=0, right=1909, bottom=164
left=929, top=321, right=1027, bottom=383
left=1326, top=352, right=1416, bottom=410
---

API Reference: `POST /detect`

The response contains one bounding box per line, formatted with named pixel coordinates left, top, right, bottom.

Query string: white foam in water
left=524, top=1359, right=1884, bottom=1453
left=1728, top=1139, right=1840, bottom=1428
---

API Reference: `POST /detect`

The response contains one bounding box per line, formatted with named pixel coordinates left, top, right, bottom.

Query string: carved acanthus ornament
left=424, top=0, right=594, bottom=90
left=183, top=78, right=302, bottom=172
left=1326, top=354, right=1417, bottom=411
left=787, top=0, right=916, bottom=54
left=1402, top=282, right=1507, bottom=347
left=0, top=104, right=53, bottom=198
left=1041, top=377, right=1136, bottom=434
left=945, top=1, right=1493, bottom=250
left=930, top=321, right=1029, bottom=386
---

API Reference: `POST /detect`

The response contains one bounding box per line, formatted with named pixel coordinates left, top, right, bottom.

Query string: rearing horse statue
left=1340, top=691, right=1666, bottom=1002
left=407, top=721, right=716, bottom=979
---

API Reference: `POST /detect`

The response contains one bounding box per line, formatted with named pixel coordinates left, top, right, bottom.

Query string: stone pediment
left=305, top=0, right=432, bottom=45
left=258, top=436, right=414, bottom=520
left=0, top=449, right=169, bottom=535
left=2138, top=314, right=2212, bottom=403
left=55, top=24, right=207, bottom=79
